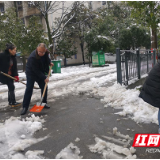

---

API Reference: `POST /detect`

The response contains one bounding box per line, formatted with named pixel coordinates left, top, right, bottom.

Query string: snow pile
left=11, top=150, right=44, bottom=159
left=92, top=83, right=158, bottom=125
left=18, top=64, right=116, bottom=83
left=55, top=143, right=83, bottom=159
left=0, top=64, right=116, bottom=109
left=55, top=128, right=136, bottom=159
left=89, top=137, right=136, bottom=159
left=0, top=63, right=157, bottom=125
left=0, top=64, right=156, bottom=126
left=89, top=128, right=136, bottom=159
left=0, top=114, right=47, bottom=159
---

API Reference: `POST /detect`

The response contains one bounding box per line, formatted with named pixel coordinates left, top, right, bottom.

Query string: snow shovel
left=30, top=66, right=52, bottom=113
left=0, top=71, right=39, bottom=89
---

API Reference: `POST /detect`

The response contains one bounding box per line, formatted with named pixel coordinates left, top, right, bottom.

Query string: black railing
left=17, top=56, right=28, bottom=72
left=116, top=48, right=157, bottom=85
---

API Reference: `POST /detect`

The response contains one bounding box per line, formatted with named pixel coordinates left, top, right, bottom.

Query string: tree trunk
left=45, top=13, right=54, bottom=59
left=88, top=50, right=92, bottom=67
left=151, top=28, right=157, bottom=49
left=64, top=52, right=67, bottom=67
left=88, top=54, right=91, bottom=67
left=80, top=42, right=85, bottom=65
left=91, top=52, right=92, bottom=65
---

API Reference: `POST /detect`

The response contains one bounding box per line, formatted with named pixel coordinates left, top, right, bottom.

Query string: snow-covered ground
left=0, top=64, right=158, bottom=158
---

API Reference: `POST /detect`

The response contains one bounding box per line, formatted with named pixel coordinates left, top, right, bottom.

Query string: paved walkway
left=0, top=92, right=159, bottom=158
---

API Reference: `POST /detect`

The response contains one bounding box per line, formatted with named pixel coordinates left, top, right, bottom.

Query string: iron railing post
left=125, top=51, right=129, bottom=85
left=116, top=48, right=122, bottom=85
left=147, top=50, right=149, bottom=72
left=136, top=49, right=141, bottom=79
left=153, top=49, right=156, bottom=66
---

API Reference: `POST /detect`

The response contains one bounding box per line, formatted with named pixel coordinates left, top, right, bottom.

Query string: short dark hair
left=6, top=43, right=16, bottom=51
left=37, top=43, right=47, bottom=49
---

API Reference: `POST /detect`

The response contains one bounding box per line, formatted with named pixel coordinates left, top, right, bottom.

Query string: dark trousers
left=2, top=78, right=15, bottom=102
left=5, top=79, right=16, bottom=103
left=22, top=76, right=47, bottom=110
left=6, top=79, right=15, bottom=91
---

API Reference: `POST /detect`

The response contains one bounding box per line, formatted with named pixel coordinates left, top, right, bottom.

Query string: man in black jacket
left=21, top=43, right=53, bottom=115
left=0, top=43, right=21, bottom=107
left=139, top=60, right=160, bottom=133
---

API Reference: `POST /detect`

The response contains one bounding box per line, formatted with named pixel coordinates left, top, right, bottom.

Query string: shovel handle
left=0, top=71, right=17, bottom=80
left=42, top=66, right=52, bottom=98
left=0, top=71, right=39, bottom=89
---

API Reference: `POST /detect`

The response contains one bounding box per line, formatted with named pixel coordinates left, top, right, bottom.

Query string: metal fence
left=116, top=48, right=157, bottom=85
left=16, top=56, right=28, bottom=72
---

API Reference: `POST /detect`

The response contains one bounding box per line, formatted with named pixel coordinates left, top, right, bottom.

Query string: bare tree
left=29, top=1, right=77, bottom=58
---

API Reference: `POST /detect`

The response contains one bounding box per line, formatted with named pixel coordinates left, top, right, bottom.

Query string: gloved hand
left=14, top=76, right=19, bottom=82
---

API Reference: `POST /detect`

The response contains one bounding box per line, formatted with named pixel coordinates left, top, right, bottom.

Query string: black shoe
left=8, top=91, right=21, bottom=107
left=21, top=108, right=28, bottom=115
left=9, top=102, right=21, bottom=107
left=44, top=104, right=50, bottom=109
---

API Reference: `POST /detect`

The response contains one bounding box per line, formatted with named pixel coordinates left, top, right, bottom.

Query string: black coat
left=0, top=50, right=18, bottom=84
left=26, top=50, right=51, bottom=81
left=139, top=62, right=160, bottom=108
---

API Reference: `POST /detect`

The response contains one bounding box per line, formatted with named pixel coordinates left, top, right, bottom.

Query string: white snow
left=97, top=35, right=110, bottom=40
left=88, top=128, right=136, bottom=159
left=0, top=115, right=47, bottom=158
left=0, top=63, right=158, bottom=159
left=94, top=82, right=158, bottom=124
left=55, top=143, right=83, bottom=159
left=89, top=136, right=137, bottom=159
left=75, top=137, right=80, bottom=142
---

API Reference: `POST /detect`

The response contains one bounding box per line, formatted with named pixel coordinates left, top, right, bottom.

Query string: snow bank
left=92, top=83, right=158, bottom=125
left=0, top=114, right=47, bottom=159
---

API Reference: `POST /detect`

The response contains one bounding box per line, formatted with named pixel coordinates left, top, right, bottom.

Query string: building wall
left=56, top=37, right=89, bottom=66
left=90, top=1, right=119, bottom=11
left=0, top=1, right=118, bottom=65
left=65, top=37, right=89, bottom=65
left=22, top=2, right=46, bottom=30
left=49, top=1, right=122, bottom=65
left=48, top=1, right=90, bottom=65
left=2, top=1, right=46, bottom=30
left=3, top=1, right=13, bottom=10
left=91, top=1, right=104, bottom=10
left=48, top=1, right=90, bottom=27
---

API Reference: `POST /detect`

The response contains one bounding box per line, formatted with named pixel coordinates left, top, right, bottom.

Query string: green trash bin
left=92, top=50, right=105, bottom=66
left=52, top=60, right=61, bottom=73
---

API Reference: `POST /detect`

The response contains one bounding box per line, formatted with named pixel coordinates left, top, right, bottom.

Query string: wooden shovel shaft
left=40, top=66, right=52, bottom=105
left=0, top=71, right=39, bottom=89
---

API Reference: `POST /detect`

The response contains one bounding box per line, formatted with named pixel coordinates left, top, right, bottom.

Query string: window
left=0, top=4, right=4, bottom=12
left=28, top=1, right=33, bottom=8
left=17, top=1, right=23, bottom=11
left=89, top=1, right=92, bottom=9
left=74, top=54, right=77, bottom=59
left=102, top=1, right=106, bottom=5
left=18, top=6, right=23, bottom=11
left=17, top=1, right=22, bottom=5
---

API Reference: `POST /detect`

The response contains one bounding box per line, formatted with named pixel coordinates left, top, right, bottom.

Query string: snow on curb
left=91, top=83, right=158, bottom=125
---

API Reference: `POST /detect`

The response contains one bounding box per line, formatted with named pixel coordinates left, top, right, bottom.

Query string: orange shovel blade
left=30, top=104, right=44, bottom=112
